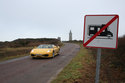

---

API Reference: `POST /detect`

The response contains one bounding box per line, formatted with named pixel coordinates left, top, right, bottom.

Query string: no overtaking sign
left=83, top=15, right=119, bottom=49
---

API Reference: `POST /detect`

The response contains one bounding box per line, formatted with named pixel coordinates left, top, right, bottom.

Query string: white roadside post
left=83, top=15, right=119, bottom=83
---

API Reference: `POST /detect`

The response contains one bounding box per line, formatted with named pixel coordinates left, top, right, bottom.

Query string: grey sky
left=0, top=0, right=125, bottom=41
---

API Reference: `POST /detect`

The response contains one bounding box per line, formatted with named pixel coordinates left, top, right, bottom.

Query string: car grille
left=31, top=54, right=35, bottom=56
left=42, top=54, right=49, bottom=56
left=35, top=54, right=42, bottom=56
left=31, top=54, right=49, bottom=57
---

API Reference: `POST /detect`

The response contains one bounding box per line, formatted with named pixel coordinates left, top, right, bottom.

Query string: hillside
left=0, top=38, right=62, bottom=48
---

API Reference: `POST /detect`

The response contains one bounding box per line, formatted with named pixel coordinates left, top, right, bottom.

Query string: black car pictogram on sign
left=88, top=24, right=113, bottom=39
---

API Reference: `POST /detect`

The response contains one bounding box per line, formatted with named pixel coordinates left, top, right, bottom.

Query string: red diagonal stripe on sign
left=83, top=15, right=119, bottom=47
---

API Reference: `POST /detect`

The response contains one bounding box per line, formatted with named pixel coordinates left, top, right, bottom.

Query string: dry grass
left=0, top=47, right=33, bottom=62
left=0, top=54, right=29, bottom=62
left=88, top=36, right=125, bottom=83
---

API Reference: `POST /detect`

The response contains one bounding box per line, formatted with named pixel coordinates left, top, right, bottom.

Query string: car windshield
left=37, top=45, right=53, bottom=49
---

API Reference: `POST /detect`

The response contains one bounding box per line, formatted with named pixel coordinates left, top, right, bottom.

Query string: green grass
left=51, top=43, right=89, bottom=83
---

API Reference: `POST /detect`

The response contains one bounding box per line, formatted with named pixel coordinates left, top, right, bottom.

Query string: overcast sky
left=0, top=0, right=125, bottom=41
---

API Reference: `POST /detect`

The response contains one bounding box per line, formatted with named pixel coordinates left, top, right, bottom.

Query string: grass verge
left=0, top=53, right=29, bottom=62
left=0, top=47, right=33, bottom=62
left=51, top=43, right=96, bottom=83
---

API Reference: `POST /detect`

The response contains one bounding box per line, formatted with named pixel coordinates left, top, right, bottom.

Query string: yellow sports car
left=30, top=44, right=60, bottom=58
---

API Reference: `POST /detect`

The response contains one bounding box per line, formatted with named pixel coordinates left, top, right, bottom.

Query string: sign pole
left=95, top=48, right=101, bottom=83
left=83, top=14, right=119, bottom=83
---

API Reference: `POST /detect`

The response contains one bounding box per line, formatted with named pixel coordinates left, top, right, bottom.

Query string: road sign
left=83, top=15, right=119, bottom=49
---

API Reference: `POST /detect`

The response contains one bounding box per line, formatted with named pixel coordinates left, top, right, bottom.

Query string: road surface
left=0, top=43, right=80, bottom=83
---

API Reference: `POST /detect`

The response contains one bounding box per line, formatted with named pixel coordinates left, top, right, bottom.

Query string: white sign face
left=83, top=15, right=119, bottom=49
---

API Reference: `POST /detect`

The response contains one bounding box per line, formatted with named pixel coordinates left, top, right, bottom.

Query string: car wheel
left=57, top=51, right=60, bottom=55
left=52, top=52, right=55, bottom=58
left=107, top=34, right=111, bottom=39
left=32, top=57, right=36, bottom=59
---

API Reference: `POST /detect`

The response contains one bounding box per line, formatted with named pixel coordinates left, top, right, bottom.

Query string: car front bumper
left=30, top=52, right=53, bottom=58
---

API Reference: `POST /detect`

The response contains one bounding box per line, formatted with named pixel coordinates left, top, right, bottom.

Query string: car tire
left=52, top=52, right=55, bottom=58
left=107, top=34, right=111, bottom=39
left=32, top=57, right=36, bottom=59
left=57, top=51, right=60, bottom=55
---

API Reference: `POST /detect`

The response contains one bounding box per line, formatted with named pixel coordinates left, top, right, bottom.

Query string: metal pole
left=95, top=48, right=101, bottom=83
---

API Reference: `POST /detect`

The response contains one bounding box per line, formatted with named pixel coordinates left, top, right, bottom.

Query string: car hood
left=31, top=48, right=53, bottom=54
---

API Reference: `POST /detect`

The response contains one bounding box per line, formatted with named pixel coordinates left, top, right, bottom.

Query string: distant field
left=0, top=47, right=33, bottom=62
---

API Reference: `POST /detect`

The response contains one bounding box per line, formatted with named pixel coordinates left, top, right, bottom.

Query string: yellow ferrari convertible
left=30, top=44, right=60, bottom=58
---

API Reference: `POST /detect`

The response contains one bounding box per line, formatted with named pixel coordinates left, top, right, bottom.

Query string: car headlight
left=31, top=50, right=34, bottom=52
left=47, top=50, right=51, bottom=52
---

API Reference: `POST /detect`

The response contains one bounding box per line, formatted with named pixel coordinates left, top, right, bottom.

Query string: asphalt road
left=0, top=43, right=80, bottom=83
